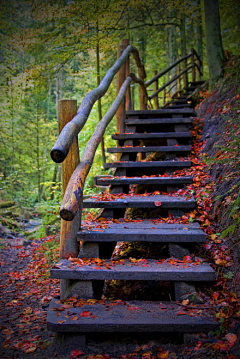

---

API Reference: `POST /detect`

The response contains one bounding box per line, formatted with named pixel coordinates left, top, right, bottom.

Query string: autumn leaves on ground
left=1, top=60, right=240, bottom=358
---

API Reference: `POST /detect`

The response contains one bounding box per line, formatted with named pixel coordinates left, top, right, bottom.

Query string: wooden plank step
left=112, top=132, right=191, bottom=140
left=104, top=160, right=191, bottom=169
left=126, top=109, right=196, bottom=116
left=164, top=104, right=191, bottom=108
left=50, top=259, right=215, bottom=281
left=78, top=221, right=205, bottom=243
left=125, top=117, right=193, bottom=125
left=107, top=146, right=191, bottom=153
left=47, top=299, right=219, bottom=333
left=83, top=194, right=196, bottom=209
left=95, top=176, right=193, bottom=186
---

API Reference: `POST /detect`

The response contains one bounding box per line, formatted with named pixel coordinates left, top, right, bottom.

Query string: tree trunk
left=180, top=13, right=187, bottom=57
left=204, top=0, right=226, bottom=84
left=196, top=0, right=203, bottom=61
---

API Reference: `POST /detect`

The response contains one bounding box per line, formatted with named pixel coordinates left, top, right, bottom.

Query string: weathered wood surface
left=107, top=146, right=191, bottom=153
left=51, top=44, right=142, bottom=163
left=83, top=194, right=196, bottom=209
left=60, top=77, right=132, bottom=222
left=126, top=108, right=196, bottom=116
left=95, top=176, right=193, bottom=186
left=47, top=299, right=219, bottom=333
left=112, top=132, right=191, bottom=140
left=125, top=117, right=193, bottom=124
left=58, top=100, right=80, bottom=259
left=51, top=259, right=215, bottom=281
left=104, top=160, right=191, bottom=169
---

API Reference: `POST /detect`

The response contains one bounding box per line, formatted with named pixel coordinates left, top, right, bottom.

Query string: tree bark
left=204, top=0, right=226, bottom=84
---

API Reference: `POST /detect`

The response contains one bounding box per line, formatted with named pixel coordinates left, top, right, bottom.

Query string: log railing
left=51, top=40, right=203, bottom=259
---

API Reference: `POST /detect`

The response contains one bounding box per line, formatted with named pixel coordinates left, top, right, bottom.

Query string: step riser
left=107, top=146, right=191, bottom=153
left=96, top=178, right=193, bottom=185
left=78, top=232, right=206, bottom=243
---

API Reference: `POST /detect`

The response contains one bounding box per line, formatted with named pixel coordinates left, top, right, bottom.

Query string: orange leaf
left=80, top=311, right=91, bottom=317
left=157, top=350, right=169, bottom=358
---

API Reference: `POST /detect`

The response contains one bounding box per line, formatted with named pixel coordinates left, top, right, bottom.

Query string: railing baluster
left=191, top=48, right=196, bottom=82
left=154, top=70, right=159, bottom=109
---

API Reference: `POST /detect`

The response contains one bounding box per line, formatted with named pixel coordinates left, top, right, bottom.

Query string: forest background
left=0, top=0, right=239, bottom=238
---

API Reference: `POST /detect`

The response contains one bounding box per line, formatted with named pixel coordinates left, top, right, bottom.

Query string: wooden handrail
left=59, top=75, right=139, bottom=221
left=145, top=53, right=191, bottom=88
left=149, top=63, right=203, bottom=100
left=145, top=48, right=202, bottom=88
left=51, top=44, right=146, bottom=164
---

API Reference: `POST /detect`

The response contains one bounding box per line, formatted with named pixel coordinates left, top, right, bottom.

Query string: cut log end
left=60, top=208, right=75, bottom=222
left=51, top=149, right=67, bottom=163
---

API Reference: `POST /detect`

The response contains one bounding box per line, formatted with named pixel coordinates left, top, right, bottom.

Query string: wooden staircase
left=47, top=80, right=218, bottom=344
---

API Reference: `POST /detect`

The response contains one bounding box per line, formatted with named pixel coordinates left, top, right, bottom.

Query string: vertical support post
left=177, top=65, right=180, bottom=92
left=122, top=39, right=132, bottom=111
left=58, top=100, right=80, bottom=261
left=154, top=70, right=159, bottom=109
left=162, top=85, right=166, bottom=107
left=191, top=48, right=196, bottom=83
left=197, top=59, right=201, bottom=81
left=183, top=58, right=188, bottom=89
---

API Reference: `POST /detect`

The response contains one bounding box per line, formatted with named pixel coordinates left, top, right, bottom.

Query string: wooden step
left=50, top=258, right=215, bottom=281
left=125, top=117, right=193, bottom=125
left=78, top=221, right=205, bottom=243
left=104, top=160, right=191, bottom=169
left=163, top=104, right=191, bottom=108
left=112, top=132, right=191, bottom=140
left=47, top=299, right=219, bottom=333
left=95, top=176, right=193, bottom=186
left=126, top=109, right=196, bottom=117
left=107, top=146, right=191, bottom=153
left=83, top=194, right=196, bottom=209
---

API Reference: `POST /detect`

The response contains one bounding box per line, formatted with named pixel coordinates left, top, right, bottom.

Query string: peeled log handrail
left=145, top=49, right=202, bottom=88
left=60, top=76, right=133, bottom=221
left=149, top=63, right=203, bottom=100
left=51, top=45, right=145, bottom=164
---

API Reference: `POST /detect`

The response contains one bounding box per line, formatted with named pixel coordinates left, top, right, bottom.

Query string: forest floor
left=1, top=57, right=240, bottom=359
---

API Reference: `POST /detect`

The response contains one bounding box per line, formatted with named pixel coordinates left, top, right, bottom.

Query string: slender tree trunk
left=204, top=0, right=226, bottom=84
left=180, top=13, right=187, bottom=57
left=36, top=103, right=41, bottom=202
left=96, top=18, right=106, bottom=165
left=196, top=0, right=203, bottom=61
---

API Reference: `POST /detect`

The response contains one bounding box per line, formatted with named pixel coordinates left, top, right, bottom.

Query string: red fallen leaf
left=69, top=349, right=85, bottom=358
left=24, top=344, right=37, bottom=354
left=91, top=315, right=98, bottom=318
left=70, top=316, right=78, bottom=321
left=127, top=306, right=140, bottom=311
left=79, top=311, right=91, bottom=317
left=57, top=319, right=66, bottom=324
left=225, top=333, right=237, bottom=348
left=157, top=351, right=169, bottom=358
left=154, top=201, right=162, bottom=207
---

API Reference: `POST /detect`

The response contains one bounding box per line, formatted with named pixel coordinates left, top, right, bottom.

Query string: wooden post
left=183, top=58, right=188, bottom=89
left=177, top=65, right=180, bottom=92
left=191, top=48, right=196, bottom=82
left=122, top=39, right=132, bottom=111
left=154, top=70, right=159, bottom=109
left=58, top=100, right=80, bottom=260
left=163, top=84, right=166, bottom=106
left=197, top=59, right=201, bottom=81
